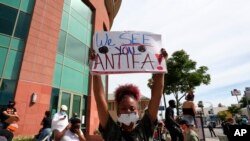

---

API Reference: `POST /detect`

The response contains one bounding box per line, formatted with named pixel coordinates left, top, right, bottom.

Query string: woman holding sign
left=90, top=48, right=167, bottom=141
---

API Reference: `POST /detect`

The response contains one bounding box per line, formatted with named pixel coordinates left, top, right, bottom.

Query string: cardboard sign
left=91, top=31, right=167, bottom=74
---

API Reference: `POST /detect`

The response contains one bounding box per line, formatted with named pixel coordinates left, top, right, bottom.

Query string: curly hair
left=114, top=84, right=141, bottom=103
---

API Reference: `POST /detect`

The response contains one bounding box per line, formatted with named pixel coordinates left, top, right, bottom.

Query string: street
left=204, top=127, right=225, bottom=141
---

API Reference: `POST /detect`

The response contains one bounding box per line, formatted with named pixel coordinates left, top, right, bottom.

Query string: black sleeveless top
left=182, top=108, right=195, bottom=116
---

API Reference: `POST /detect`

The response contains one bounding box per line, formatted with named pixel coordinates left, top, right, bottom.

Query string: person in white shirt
left=60, top=118, right=86, bottom=141
left=51, top=105, right=69, bottom=141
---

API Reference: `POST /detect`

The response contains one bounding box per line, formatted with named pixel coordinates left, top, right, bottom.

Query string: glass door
left=61, top=92, right=71, bottom=115
left=72, top=95, right=81, bottom=118
left=58, top=91, right=83, bottom=120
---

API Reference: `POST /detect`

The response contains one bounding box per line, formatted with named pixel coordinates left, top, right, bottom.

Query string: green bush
left=13, top=136, right=34, bottom=141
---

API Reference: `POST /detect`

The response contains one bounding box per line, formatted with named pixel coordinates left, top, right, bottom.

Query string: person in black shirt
left=165, top=100, right=183, bottom=141
left=0, top=128, right=13, bottom=141
left=90, top=48, right=168, bottom=141
left=37, top=110, right=52, bottom=141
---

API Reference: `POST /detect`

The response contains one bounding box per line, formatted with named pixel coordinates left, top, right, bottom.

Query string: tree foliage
left=217, top=110, right=231, bottom=121
left=163, top=50, right=211, bottom=115
left=239, top=96, right=250, bottom=108
left=227, top=105, right=241, bottom=116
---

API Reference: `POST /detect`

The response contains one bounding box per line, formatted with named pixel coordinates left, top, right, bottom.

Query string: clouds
left=109, top=0, right=250, bottom=106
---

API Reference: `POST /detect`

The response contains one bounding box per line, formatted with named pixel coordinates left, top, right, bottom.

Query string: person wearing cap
left=179, top=119, right=199, bottom=141
left=51, top=105, right=69, bottom=141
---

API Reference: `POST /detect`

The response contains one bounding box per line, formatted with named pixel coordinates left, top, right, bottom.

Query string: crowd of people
left=0, top=102, right=86, bottom=141
left=34, top=105, right=86, bottom=141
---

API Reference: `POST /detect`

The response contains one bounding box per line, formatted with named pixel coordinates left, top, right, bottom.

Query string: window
left=0, top=47, right=8, bottom=76
left=0, top=79, right=17, bottom=105
left=57, top=30, right=67, bottom=54
left=66, top=35, right=85, bottom=63
left=50, top=88, right=59, bottom=116
left=14, top=11, right=31, bottom=39
left=3, top=50, right=23, bottom=79
left=52, top=63, right=62, bottom=88
left=61, top=66, right=84, bottom=93
left=0, top=4, right=18, bottom=36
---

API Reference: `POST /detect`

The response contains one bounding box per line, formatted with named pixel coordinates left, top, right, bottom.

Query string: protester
left=221, top=117, right=234, bottom=141
left=182, top=91, right=196, bottom=127
left=51, top=105, right=69, bottom=141
left=0, top=101, right=19, bottom=129
left=207, top=121, right=216, bottom=137
left=153, top=121, right=167, bottom=141
left=36, top=110, right=52, bottom=141
left=179, top=119, right=199, bottom=141
left=90, top=48, right=168, bottom=141
left=165, top=100, right=183, bottom=141
left=57, top=118, right=86, bottom=141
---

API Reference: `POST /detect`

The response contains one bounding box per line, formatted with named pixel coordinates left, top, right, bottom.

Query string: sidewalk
left=206, top=137, right=219, bottom=141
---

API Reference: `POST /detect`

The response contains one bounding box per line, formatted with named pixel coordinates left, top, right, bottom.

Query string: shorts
left=182, top=115, right=195, bottom=126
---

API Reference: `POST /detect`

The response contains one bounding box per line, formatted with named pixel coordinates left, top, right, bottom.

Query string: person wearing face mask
left=90, top=48, right=168, bottom=141
left=164, top=100, right=183, bottom=141
left=0, top=101, right=19, bottom=129
left=59, top=118, right=86, bottom=141
left=51, top=105, right=69, bottom=141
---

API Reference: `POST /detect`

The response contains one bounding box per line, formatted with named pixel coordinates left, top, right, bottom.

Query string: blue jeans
left=38, top=128, right=52, bottom=141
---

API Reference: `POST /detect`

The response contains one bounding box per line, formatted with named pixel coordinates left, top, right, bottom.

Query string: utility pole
left=244, top=87, right=250, bottom=118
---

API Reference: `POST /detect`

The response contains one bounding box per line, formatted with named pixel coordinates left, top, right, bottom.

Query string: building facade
left=0, top=0, right=121, bottom=138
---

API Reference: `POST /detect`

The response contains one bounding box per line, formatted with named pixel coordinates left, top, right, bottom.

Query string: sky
left=108, top=0, right=250, bottom=108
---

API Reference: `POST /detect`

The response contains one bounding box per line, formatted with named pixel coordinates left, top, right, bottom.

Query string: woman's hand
left=89, top=48, right=96, bottom=60
left=160, top=48, right=168, bottom=59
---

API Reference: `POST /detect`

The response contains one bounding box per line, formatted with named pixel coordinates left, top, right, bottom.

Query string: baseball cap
left=61, top=105, right=68, bottom=111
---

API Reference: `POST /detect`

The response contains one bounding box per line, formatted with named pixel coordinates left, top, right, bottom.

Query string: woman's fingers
left=89, top=48, right=96, bottom=60
left=160, top=48, right=168, bottom=59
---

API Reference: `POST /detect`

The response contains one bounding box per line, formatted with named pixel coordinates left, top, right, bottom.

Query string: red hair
left=114, top=84, right=141, bottom=103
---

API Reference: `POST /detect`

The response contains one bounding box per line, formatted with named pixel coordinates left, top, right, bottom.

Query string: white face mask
left=117, top=113, right=139, bottom=126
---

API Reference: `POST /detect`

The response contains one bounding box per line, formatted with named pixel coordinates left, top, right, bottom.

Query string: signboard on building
left=91, top=31, right=167, bottom=74
left=231, top=89, right=241, bottom=96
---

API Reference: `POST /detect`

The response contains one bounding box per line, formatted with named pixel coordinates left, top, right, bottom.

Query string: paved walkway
left=206, top=137, right=220, bottom=141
